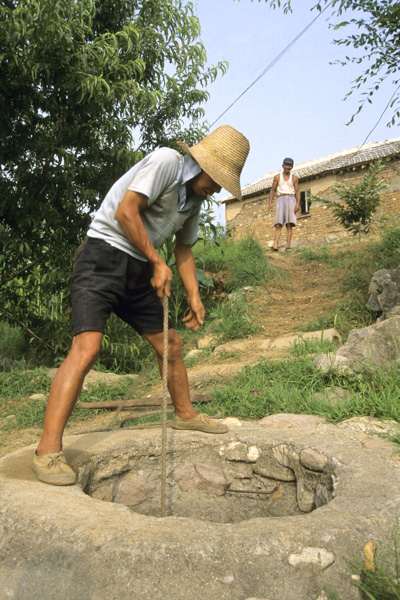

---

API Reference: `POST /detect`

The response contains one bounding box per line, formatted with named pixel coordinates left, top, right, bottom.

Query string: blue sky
left=193, top=0, right=399, bottom=223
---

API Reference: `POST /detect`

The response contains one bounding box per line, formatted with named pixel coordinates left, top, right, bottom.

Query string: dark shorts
left=71, top=238, right=170, bottom=336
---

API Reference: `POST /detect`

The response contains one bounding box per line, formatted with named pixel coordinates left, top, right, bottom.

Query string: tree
left=313, top=159, right=389, bottom=237
left=259, top=0, right=400, bottom=127
left=0, top=0, right=227, bottom=335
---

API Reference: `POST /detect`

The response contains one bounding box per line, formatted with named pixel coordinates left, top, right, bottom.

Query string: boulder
left=367, top=265, right=400, bottom=320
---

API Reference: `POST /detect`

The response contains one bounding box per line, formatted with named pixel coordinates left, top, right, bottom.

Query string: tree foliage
left=0, top=0, right=226, bottom=340
left=257, top=0, right=400, bottom=127
left=313, top=160, right=389, bottom=237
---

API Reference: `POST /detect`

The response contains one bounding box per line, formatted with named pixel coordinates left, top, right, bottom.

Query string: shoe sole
left=32, top=465, right=77, bottom=486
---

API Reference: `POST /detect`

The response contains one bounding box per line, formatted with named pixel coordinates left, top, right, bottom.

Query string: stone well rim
left=1, top=419, right=400, bottom=600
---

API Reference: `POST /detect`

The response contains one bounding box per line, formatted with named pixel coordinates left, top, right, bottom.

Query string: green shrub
left=0, top=322, right=28, bottom=361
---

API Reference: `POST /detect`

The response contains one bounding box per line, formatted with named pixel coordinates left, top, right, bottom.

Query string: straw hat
left=177, top=125, right=250, bottom=200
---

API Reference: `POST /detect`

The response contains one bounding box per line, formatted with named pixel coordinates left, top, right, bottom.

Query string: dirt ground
left=235, top=249, right=339, bottom=339
left=0, top=246, right=346, bottom=458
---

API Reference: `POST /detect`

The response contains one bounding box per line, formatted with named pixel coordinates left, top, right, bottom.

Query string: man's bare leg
left=286, top=224, right=293, bottom=249
left=37, top=331, right=103, bottom=456
left=144, top=329, right=227, bottom=433
left=143, top=329, right=197, bottom=418
left=273, top=224, right=282, bottom=249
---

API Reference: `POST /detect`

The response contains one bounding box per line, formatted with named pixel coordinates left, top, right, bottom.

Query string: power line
left=358, top=83, right=400, bottom=150
left=332, top=83, right=400, bottom=171
left=208, top=1, right=335, bottom=130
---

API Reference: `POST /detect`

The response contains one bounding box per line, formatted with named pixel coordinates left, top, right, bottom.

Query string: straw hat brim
left=178, top=141, right=243, bottom=200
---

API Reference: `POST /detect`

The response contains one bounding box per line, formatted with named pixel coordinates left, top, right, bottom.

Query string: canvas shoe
left=171, top=413, right=228, bottom=434
left=33, top=450, right=76, bottom=486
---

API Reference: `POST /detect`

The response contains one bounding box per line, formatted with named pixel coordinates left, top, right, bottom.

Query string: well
left=1, top=417, right=400, bottom=600
left=84, top=430, right=334, bottom=523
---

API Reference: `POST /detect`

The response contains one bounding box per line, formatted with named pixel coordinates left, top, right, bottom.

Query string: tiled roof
left=223, top=137, right=400, bottom=202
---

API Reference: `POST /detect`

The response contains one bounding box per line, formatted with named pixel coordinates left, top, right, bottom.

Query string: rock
left=196, top=334, right=218, bottom=349
left=28, top=393, right=47, bottom=401
left=313, top=353, right=353, bottom=374
left=0, top=358, right=24, bottom=372
left=115, top=471, right=158, bottom=506
left=317, top=316, right=400, bottom=373
left=219, top=575, right=235, bottom=585
left=222, top=441, right=249, bottom=461
left=268, top=328, right=341, bottom=352
left=288, top=547, right=335, bottom=569
left=253, top=455, right=295, bottom=482
left=300, top=448, right=328, bottom=472
left=314, top=386, right=353, bottom=405
left=272, top=443, right=298, bottom=468
left=185, top=349, right=203, bottom=361
left=221, top=417, right=242, bottom=427
left=337, top=416, right=400, bottom=437
left=195, top=463, right=226, bottom=495
left=46, top=368, right=137, bottom=390
left=258, top=414, right=326, bottom=428
left=367, top=266, right=400, bottom=319
left=174, top=465, right=199, bottom=492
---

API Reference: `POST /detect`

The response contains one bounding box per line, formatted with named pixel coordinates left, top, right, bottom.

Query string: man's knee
left=167, top=330, right=183, bottom=362
left=70, top=333, right=102, bottom=367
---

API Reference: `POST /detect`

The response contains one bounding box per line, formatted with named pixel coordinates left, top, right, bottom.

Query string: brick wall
left=225, top=158, right=400, bottom=248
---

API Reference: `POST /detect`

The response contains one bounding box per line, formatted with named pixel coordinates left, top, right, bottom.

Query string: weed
left=208, top=296, right=259, bottom=342
left=297, top=247, right=333, bottom=264
left=288, top=336, right=339, bottom=358
left=327, top=520, right=400, bottom=600
left=0, top=369, right=134, bottom=430
left=193, top=235, right=277, bottom=290
left=209, top=358, right=400, bottom=423
left=298, top=315, right=336, bottom=333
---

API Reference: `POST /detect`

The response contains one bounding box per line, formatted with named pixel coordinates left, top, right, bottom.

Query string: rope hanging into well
left=160, top=294, right=169, bottom=517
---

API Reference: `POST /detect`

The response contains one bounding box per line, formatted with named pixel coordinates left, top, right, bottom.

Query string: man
left=269, top=157, right=300, bottom=251
left=33, top=125, right=250, bottom=486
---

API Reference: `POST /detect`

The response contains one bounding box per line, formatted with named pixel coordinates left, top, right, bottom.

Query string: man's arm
left=115, top=190, right=172, bottom=298
left=174, top=241, right=205, bottom=331
left=269, top=175, right=279, bottom=209
left=293, top=175, right=301, bottom=213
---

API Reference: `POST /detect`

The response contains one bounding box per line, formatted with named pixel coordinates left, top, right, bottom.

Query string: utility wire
left=208, top=0, right=335, bottom=130
left=332, top=83, right=400, bottom=171
left=358, top=83, right=400, bottom=150
left=208, top=1, right=399, bottom=172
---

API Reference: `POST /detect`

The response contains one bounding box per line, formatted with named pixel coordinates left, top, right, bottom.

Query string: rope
left=160, top=294, right=169, bottom=517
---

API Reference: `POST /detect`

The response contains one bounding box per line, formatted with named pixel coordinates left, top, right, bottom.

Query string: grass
left=206, top=349, right=400, bottom=424
left=0, top=369, right=134, bottom=430
left=193, top=235, right=279, bottom=290
left=207, top=295, right=260, bottom=342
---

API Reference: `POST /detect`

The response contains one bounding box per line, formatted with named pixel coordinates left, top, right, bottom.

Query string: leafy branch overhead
left=0, top=0, right=227, bottom=328
left=258, top=0, right=400, bottom=127
left=312, top=160, right=389, bottom=237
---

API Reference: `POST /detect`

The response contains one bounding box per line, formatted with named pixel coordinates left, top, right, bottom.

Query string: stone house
left=223, top=137, right=400, bottom=248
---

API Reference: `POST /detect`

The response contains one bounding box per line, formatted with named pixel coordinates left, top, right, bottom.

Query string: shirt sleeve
left=175, top=204, right=202, bottom=246
left=127, top=148, right=183, bottom=206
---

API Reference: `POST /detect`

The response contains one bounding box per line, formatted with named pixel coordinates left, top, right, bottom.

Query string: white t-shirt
left=88, top=148, right=203, bottom=261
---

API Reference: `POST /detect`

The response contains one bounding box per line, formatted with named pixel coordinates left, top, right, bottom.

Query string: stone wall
left=225, top=157, right=400, bottom=248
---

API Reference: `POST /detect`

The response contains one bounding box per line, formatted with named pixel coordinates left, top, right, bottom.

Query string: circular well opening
left=83, top=438, right=336, bottom=523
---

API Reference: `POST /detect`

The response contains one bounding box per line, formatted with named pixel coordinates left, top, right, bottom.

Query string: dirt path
left=245, top=250, right=339, bottom=339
